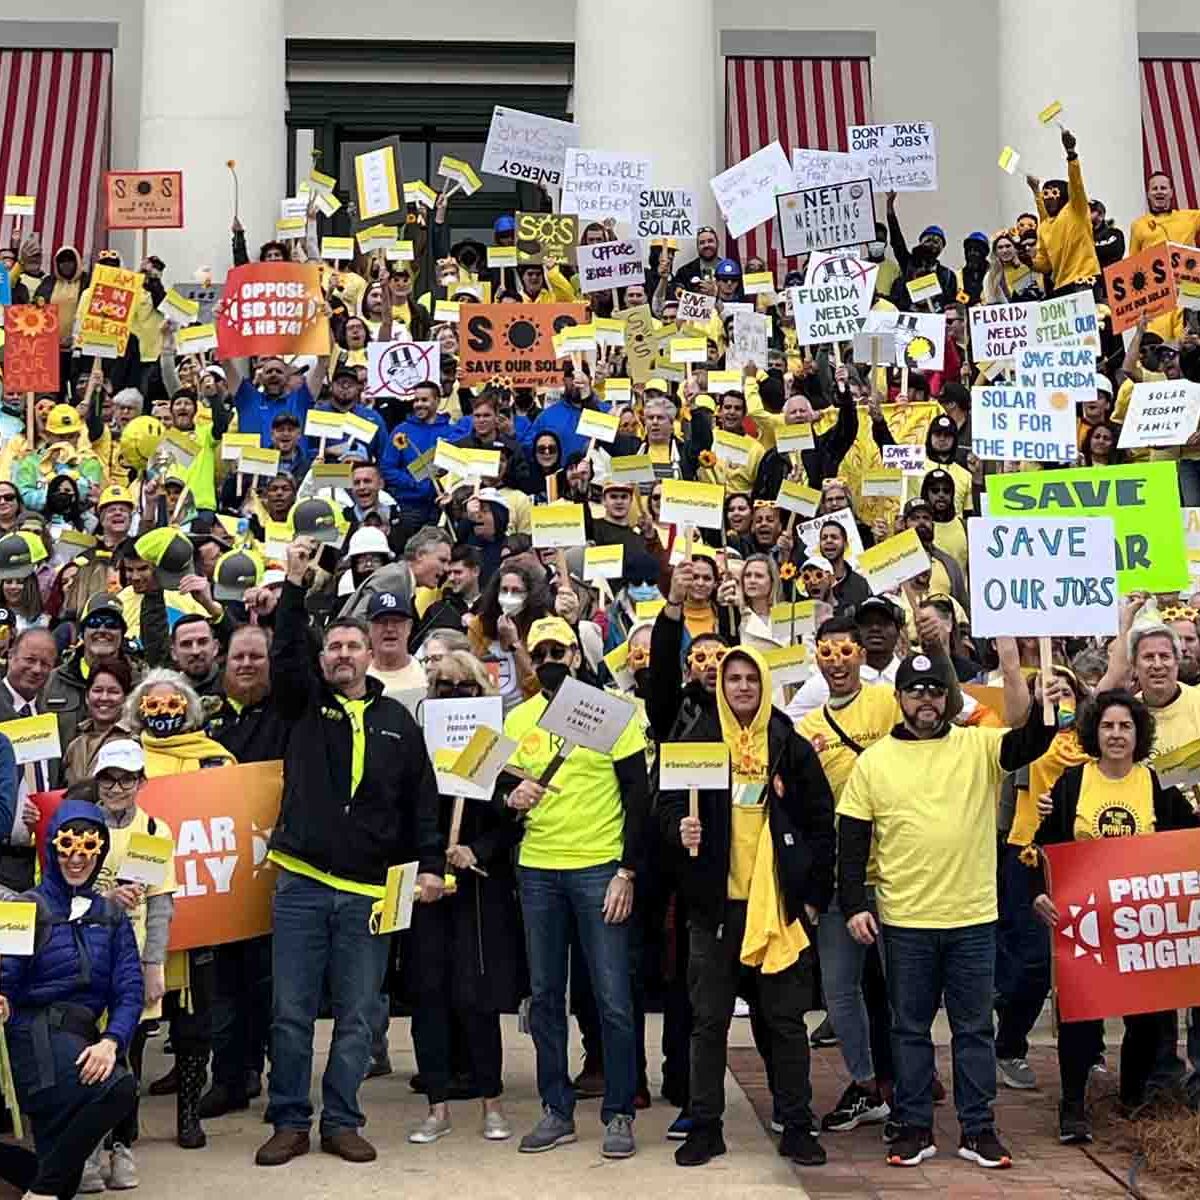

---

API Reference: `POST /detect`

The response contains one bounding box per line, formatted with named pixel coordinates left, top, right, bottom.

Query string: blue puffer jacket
left=380, top=411, right=453, bottom=513
left=0, top=800, right=143, bottom=1053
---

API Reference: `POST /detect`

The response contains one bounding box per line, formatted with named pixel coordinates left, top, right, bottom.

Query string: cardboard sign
left=619, top=304, right=656, bottom=384
left=118, top=832, right=175, bottom=887
left=860, top=469, right=904, bottom=499
left=726, top=310, right=770, bottom=372
left=584, top=544, right=624, bottom=581
left=423, top=694, right=505, bottom=781
left=847, top=122, right=937, bottom=191
left=1044, top=829, right=1200, bottom=1021
left=530, top=501, right=586, bottom=549
left=677, top=290, right=716, bottom=325
left=636, top=188, right=696, bottom=240
left=458, top=303, right=586, bottom=390
left=352, top=137, right=404, bottom=227
left=658, top=743, right=729, bottom=792
left=1168, top=242, right=1200, bottom=287
left=576, top=408, right=620, bottom=443
left=659, top=480, right=724, bottom=530
left=538, top=676, right=635, bottom=754
left=790, top=278, right=871, bottom=346
left=1015, top=345, right=1096, bottom=408
left=481, top=106, right=580, bottom=188
left=712, top=429, right=755, bottom=467
left=80, top=332, right=121, bottom=360
left=907, top=273, right=941, bottom=305
left=240, top=446, right=281, bottom=478
left=1180, top=280, right=1200, bottom=312
left=372, top=862, right=418, bottom=935
left=706, top=369, right=742, bottom=395
left=791, top=148, right=861, bottom=189
left=220, top=433, right=260, bottom=463
left=515, top=211, right=578, bottom=266
left=770, top=601, right=817, bottom=644
left=968, top=516, right=1118, bottom=638
left=446, top=726, right=519, bottom=798
left=365, top=340, right=440, bottom=400
left=320, top=236, right=354, bottom=262
left=562, top=149, right=651, bottom=225
left=857, top=528, right=930, bottom=593
left=438, top=155, right=482, bottom=196
left=710, top=141, right=792, bottom=238
left=970, top=292, right=1099, bottom=363
left=774, top=424, right=816, bottom=455
left=1118, top=380, right=1200, bottom=449
left=81, top=263, right=144, bottom=350
left=797, top=507, right=864, bottom=561
left=160, top=288, right=200, bottom=327
left=309, top=462, right=353, bottom=491
left=216, top=263, right=329, bottom=358
left=774, top=481, right=821, bottom=517
left=861, top=309, right=945, bottom=371
left=742, top=271, right=775, bottom=297
left=776, top=179, right=875, bottom=256
left=104, top=170, right=183, bottom=229
left=176, top=324, right=217, bottom=355
left=609, top=454, right=656, bottom=486
left=985, top=463, right=1186, bottom=594
left=762, top=644, right=812, bottom=685
left=971, top=384, right=1077, bottom=463
left=669, top=336, right=707, bottom=365
left=577, top=239, right=645, bottom=293
left=2, top=305, right=60, bottom=392
left=882, top=444, right=926, bottom=474
left=1104, top=245, right=1177, bottom=334
left=434, top=440, right=501, bottom=480
left=0, top=713, right=61, bottom=765
left=0, top=901, right=36, bottom=956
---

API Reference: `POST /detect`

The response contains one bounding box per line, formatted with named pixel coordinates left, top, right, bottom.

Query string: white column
left=573, top=0, right=717, bottom=250
left=997, top=0, right=1143, bottom=237
left=139, top=0, right=286, bottom=279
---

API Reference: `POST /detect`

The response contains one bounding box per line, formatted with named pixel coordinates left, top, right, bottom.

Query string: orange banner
left=1044, top=828, right=1200, bottom=1022
left=3, top=305, right=60, bottom=393
left=459, top=302, right=586, bottom=389
left=104, top=170, right=184, bottom=230
left=216, top=263, right=330, bottom=359
left=1103, top=244, right=1178, bottom=334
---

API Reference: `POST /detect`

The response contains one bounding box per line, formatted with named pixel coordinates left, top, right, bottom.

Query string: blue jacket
left=380, top=411, right=452, bottom=513
left=0, top=800, right=143, bottom=1053
left=234, top=379, right=314, bottom=447
left=0, top=732, right=14, bottom=842
left=530, top=395, right=611, bottom=462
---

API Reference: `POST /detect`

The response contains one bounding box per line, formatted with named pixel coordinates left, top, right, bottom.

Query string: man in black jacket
left=255, top=540, right=443, bottom=1169
left=662, top=647, right=835, bottom=1168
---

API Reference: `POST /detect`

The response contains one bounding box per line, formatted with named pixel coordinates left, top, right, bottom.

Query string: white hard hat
left=346, top=526, right=393, bottom=561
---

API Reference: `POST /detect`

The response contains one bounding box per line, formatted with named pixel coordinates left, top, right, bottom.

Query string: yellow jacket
left=1033, top=157, right=1099, bottom=288
left=1129, top=208, right=1200, bottom=255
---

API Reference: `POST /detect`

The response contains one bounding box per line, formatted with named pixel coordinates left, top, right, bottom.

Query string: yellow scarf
left=141, top=730, right=237, bottom=778
left=717, top=646, right=772, bottom=784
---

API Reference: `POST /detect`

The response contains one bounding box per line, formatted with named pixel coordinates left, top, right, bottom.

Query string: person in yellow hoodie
left=664, top=645, right=834, bottom=1167
left=1129, top=171, right=1200, bottom=254
left=1029, top=129, right=1100, bottom=294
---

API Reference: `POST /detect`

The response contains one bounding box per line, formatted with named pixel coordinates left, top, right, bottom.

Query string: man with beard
left=818, top=523, right=870, bottom=618
left=898, top=498, right=969, bottom=613
left=919, top=470, right=968, bottom=576
left=170, top=614, right=223, bottom=702
left=671, top=227, right=722, bottom=296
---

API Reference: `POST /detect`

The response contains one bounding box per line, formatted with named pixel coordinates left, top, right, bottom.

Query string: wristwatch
left=616, top=867, right=635, bottom=883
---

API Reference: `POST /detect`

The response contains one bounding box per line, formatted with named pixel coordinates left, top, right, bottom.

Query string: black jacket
left=751, top=398, right=860, bottom=500
left=646, top=607, right=715, bottom=743
left=1093, top=221, right=1126, bottom=272
left=660, top=706, right=836, bottom=932
left=266, top=580, right=443, bottom=886
left=831, top=566, right=871, bottom=617
left=206, top=692, right=292, bottom=764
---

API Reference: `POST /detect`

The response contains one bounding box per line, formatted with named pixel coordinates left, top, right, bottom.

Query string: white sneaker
left=408, top=1113, right=452, bottom=1144
left=482, top=1110, right=512, bottom=1140
left=78, top=1147, right=106, bottom=1194
left=108, top=1143, right=139, bottom=1190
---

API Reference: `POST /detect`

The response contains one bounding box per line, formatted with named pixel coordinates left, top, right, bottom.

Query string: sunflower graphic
left=779, top=562, right=797, bottom=581
left=904, top=335, right=936, bottom=367
left=11, top=307, right=50, bottom=337
left=698, top=450, right=717, bottom=468
left=391, top=430, right=408, bottom=451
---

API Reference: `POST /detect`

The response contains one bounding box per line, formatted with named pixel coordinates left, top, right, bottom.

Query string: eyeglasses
left=97, top=773, right=140, bottom=792
left=687, top=645, right=728, bottom=671
left=530, top=643, right=570, bottom=664
left=52, top=828, right=103, bottom=859
left=816, top=640, right=862, bottom=663
left=628, top=645, right=650, bottom=669
left=801, top=567, right=830, bottom=584
left=902, top=682, right=947, bottom=698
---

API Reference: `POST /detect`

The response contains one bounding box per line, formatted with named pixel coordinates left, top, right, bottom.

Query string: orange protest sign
left=459, top=302, right=586, bottom=389
left=1168, top=242, right=1200, bottom=287
left=1102, top=244, right=1177, bottom=334
left=3, top=305, right=60, bottom=393
left=104, top=170, right=184, bottom=229
left=1044, top=828, right=1200, bottom=1022
left=216, top=263, right=330, bottom=359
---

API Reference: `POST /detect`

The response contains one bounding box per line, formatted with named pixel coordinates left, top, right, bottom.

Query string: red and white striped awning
left=1141, top=58, right=1200, bottom=210
left=0, top=49, right=112, bottom=264
left=724, top=56, right=873, bottom=275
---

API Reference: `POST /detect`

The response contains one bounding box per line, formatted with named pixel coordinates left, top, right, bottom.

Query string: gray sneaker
left=108, top=1143, right=139, bottom=1190
left=408, top=1113, right=452, bottom=1144
left=78, top=1147, right=106, bottom=1193
left=518, top=1109, right=577, bottom=1153
left=601, top=1114, right=636, bottom=1159
left=997, top=1057, right=1037, bottom=1090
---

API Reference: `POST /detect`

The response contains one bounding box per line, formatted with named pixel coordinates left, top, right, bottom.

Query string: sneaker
left=108, top=1143, right=138, bottom=1190
left=518, top=1109, right=577, bottom=1153
left=365, top=1053, right=393, bottom=1080
left=997, top=1057, right=1037, bottom=1090
left=822, top=1082, right=890, bottom=1132
left=78, top=1147, right=106, bottom=1193
left=408, top=1113, right=452, bottom=1144
left=601, top=1114, right=636, bottom=1159
left=674, top=1122, right=725, bottom=1167
left=887, top=1125, right=936, bottom=1167
left=882, top=1119, right=902, bottom=1144
left=1058, top=1100, right=1092, bottom=1145
left=779, top=1124, right=826, bottom=1166
left=958, top=1129, right=1012, bottom=1169
left=809, top=1016, right=839, bottom=1048
left=666, top=1111, right=693, bottom=1141
left=482, top=1111, right=512, bottom=1141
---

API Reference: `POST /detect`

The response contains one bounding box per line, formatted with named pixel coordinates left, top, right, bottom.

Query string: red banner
left=3, top=305, right=60, bottom=393
left=215, top=263, right=330, bottom=359
left=1044, top=828, right=1200, bottom=1021
left=459, top=302, right=586, bottom=389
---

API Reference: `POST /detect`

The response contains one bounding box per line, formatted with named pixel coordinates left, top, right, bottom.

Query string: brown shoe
left=320, top=1130, right=377, bottom=1163
left=255, top=1129, right=310, bottom=1166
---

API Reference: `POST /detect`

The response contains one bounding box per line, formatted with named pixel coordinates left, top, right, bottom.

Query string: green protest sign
left=985, top=462, right=1186, bottom=593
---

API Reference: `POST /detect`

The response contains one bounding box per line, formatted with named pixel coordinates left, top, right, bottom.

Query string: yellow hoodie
left=1033, top=157, right=1100, bottom=288
left=1129, top=208, right=1200, bottom=255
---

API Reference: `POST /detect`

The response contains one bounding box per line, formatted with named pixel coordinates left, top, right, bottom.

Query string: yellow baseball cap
left=527, top=616, right=576, bottom=651
left=644, top=378, right=670, bottom=394
left=46, top=404, right=83, bottom=435
left=96, top=484, right=135, bottom=511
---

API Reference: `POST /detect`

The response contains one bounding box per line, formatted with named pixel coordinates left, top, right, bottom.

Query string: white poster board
left=1015, top=346, right=1096, bottom=407
left=365, top=340, right=441, bottom=400
left=1118, top=380, right=1200, bottom=449
left=481, top=106, right=580, bottom=187
left=709, top=141, right=792, bottom=239
left=971, top=385, right=1077, bottom=463
left=726, top=311, right=770, bottom=372
left=576, top=239, right=645, bottom=293
left=861, top=309, right=946, bottom=371
left=562, top=149, right=652, bottom=225
left=847, top=122, right=938, bottom=191
left=776, top=179, right=875, bottom=256
left=636, top=189, right=697, bottom=240
left=791, top=148, right=861, bottom=189
left=538, top=676, right=635, bottom=754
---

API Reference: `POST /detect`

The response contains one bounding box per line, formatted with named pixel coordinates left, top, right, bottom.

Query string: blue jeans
left=884, top=922, right=997, bottom=1135
left=266, top=870, right=390, bottom=1135
left=519, top=862, right=636, bottom=1123
left=994, top=844, right=1050, bottom=1060
left=1179, top=459, right=1200, bottom=508
left=817, top=891, right=882, bottom=1084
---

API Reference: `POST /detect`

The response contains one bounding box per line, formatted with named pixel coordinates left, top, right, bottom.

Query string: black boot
left=176, top=1053, right=208, bottom=1149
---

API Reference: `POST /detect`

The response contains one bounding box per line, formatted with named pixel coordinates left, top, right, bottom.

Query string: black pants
left=110, top=1023, right=150, bottom=1147
left=1058, top=1009, right=1175, bottom=1106
left=688, top=900, right=814, bottom=1129
left=163, top=947, right=216, bottom=1055
left=211, top=936, right=271, bottom=1092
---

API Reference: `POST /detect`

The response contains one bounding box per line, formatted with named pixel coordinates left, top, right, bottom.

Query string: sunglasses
left=903, top=682, right=947, bottom=698
left=0, top=494, right=17, bottom=504
left=530, top=643, right=570, bottom=664
left=801, top=567, right=830, bottom=584
left=816, top=640, right=862, bottom=663
left=139, top=693, right=187, bottom=717
left=433, top=681, right=482, bottom=698
left=52, top=828, right=104, bottom=858
left=687, top=645, right=728, bottom=671
left=84, top=614, right=124, bottom=632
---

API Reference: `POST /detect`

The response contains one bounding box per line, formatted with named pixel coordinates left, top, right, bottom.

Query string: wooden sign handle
left=688, top=786, right=699, bottom=858
left=448, top=795, right=465, bottom=848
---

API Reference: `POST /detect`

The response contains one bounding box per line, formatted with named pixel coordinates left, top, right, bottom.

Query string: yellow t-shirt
left=1011, top=727, right=1090, bottom=846
left=1073, top=762, right=1155, bottom=840
left=1148, top=683, right=1200, bottom=765
left=798, top=685, right=899, bottom=800
left=115, top=587, right=209, bottom=641
left=838, top=724, right=1008, bottom=928
left=728, top=785, right=767, bottom=901
left=95, top=808, right=177, bottom=956
left=932, top=517, right=969, bottom=574
left=504, top=692, right=646, bottom=869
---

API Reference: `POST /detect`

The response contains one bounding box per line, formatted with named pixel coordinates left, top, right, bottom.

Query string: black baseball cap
left=367, top=590, right=414, bottom=620
left=332, top=364, right=360, bottom=382
left=903, top=497, right=932, bottom=518
left=271, top=410, right=301, bottom=428
left=855, top=596, right=902, bottom=626
left=213, top=550, right=263, bottom=602
left=291, top=498, right=340, bottom=544
left=895, top=651, right=955, bottom=691
left=80, top=593, right=128, bottom=631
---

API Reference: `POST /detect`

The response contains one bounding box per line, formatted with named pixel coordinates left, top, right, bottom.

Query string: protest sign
left=857, top=528, right=930, bottom=593
left=770, top=601, right=817, bottom=644
left=726, top=311, right=770, bottom=372
left=434, top=441, right=500, bottom=480
left=705, top=369, right=742, bottom=395
left=117, top=833, right=175, bottom=887
left=677, top=290, right=716, bottom=325
left=636, top=189, right=696, bottom=239
left=1181, top=281, right=1200, bottom=312
left=847, top=122, right=937, bottom=191
left=434, top=300, right=461, bottom=324
left=459, top=303, right=586, bottom=389
left=371, top=863, right=418, bottom=935
left=438, top=155, right=482, bottom=196
left=620, top=304, right=656, bottom=384
left=175, top=282, right=221, bottom=325
left=970, top=302, right=1031, bottom=362
left=576, top=408, right=620, bottom=443
left=970, top=293, right=1099, bottom=362
left=986, top=462, right=1187, bottom=593
left=424, top=695, right=505, bottom=768
left=669, top=336, right=707, bottom=365
left=852, top=330, right=896, bottom=365
left=968, top=517, right=1118, bottom=638
left=791, top=148, right=860, bottom=189
left=762, top=644, right=812, bottom=685
left=176, top=324, right=217, bottom=355
left=774, top=424, right=815, bottom=455
left=660, top=480, right=725, bottom=530
left=742, top=271, right=774, bottom=296
left=160, top=288, right=199, bottom=327
left=971, top=385, right=1077, bottom=463
left=530, top=502, right=586, bottom=549
left=2, top=306, right=59, bottom=392
left=80, top=264, right=144, bottom=350
left=1044, top=829, right=1200, bottom=1022
left=710, top=141, right=792, bottom=239
left=790, top=279, right=870, bottom=345
left=515, top=211, right=578, bottom=266
left=446, top=726, right=519, bottom=797
left=1118, top=380, right=1200, bottom=449
left=797, top=507, right=864, bottom=560
left=1015, top=346, right=1096, bottom=407
left=775, top=481, right=821, bottom=517
left=0, top=902, right=36, bottom=957
left=861, top=310, right=945, bottom=371
left=2, top=195, right=34, bottom=218
left=80, top=332, right=120, bottom=361
left=104, top=170, right=183, bottom=229
left=584, top=544, right=624, bottom=581
left=712, top=430, right=755, bottom=467
left=539, top=676, right=636, bottom=755
left=488, top=246, right=518, bottom=269
left=365, top=340, right=440, bottom=400
left=352, top=136, right=404, bottom=227
left=609, top=455, right=656, bottom=486
left=1169, top=242, right=1200, bottom=287
left=482, top=106, right=580, bottom=187
left=998, top=146, right=1021, bottom=174
left=776, top=179, right=875, bottom=256
left=320, top=236, right=354, bottom=262
left=0, top=713, right=61, bottom=767
left=216, top=263, right=328, bottom=358
left=882, top=444, right=927, bottom=474
left=860, top=469, right=904, bottom=499
left=1104, top=245, right=1177, bottom=334
left=239, top=447, right=281, bottom=477
left=562, top=149, right=651, bottom=225
left=907, top=273, right=941, bottom=305
left=576, top=239, right=645, bottom=293
left=658, top=744, right=729, bottom=792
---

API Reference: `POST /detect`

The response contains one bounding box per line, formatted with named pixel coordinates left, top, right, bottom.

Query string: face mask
left=498, top=591, right=525, bottom=616
left=139, top=694, right=189, bottom=738
left=1057, top=702, right=1076, bottom=730
left=536, top=661, right=570, bottom=694
left=867, top=240, right=886, bottom=261
left=142, top=710, right=188, bottom=737
left=627, top=583, right=659, bottom=603
left=47, top=490, right=73, bottom=514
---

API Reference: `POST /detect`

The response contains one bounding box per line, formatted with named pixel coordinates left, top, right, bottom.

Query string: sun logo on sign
left=503, top=318, right=540, bottom=352
left=1058, top=892, right=1103, bottom=965
left=1130, top=269, right=1149, bottom=294
left=904, top=335, right=936, bottom=368
left=1048, top=391, right=1070, bottom=411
